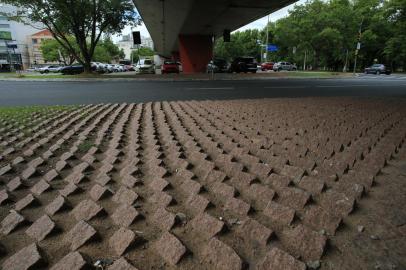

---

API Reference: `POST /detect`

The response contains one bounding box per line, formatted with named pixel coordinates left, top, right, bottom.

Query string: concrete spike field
left=0, top=98, right=406, bottom=269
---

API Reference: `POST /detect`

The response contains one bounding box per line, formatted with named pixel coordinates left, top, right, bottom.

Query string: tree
left=93, top=38, right=124, bottom=63
left=3, top=0, right=141, bottom=73
left=214, top=29, right=263, bottom=61
left=40, top=37, right=77, bottom=65
left=41, top=36, right=126, bottom=64
left=382, top=0, right=406, bottom=70
left=131, top=47, right=155, bottom=63
left=265, top=0, right=405, bottom=71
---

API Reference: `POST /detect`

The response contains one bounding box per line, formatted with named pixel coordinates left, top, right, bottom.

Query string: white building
left=116, top=33, right=154, bottom=61
left=0, top=4, right=42, bottom=70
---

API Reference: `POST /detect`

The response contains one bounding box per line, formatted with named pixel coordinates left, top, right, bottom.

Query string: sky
left=113, top=0, right=307, bottom=42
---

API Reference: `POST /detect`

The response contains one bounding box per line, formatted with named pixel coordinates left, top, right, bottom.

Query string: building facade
left=117, top=33, right=154, bottom=61
left=27, top=29, right=58, bottom=66
left=0, top=4, right=43, bottom=71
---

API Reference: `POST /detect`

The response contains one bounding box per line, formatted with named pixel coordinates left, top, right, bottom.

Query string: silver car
left=38, top=65, right=63, bottom=74
left=273, top=62, right=297, bottom=71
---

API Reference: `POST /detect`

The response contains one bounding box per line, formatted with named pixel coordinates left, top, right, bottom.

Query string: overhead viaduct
left=133, top=0, right=296, bottom=73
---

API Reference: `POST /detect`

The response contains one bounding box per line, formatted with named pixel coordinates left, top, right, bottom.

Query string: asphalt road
left=0, top=75, right=405, bottom=106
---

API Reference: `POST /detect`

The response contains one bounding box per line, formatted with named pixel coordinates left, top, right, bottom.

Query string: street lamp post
left=353, top=18, right=363, bottom=75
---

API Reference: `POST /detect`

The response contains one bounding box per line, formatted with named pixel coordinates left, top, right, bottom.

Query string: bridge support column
left=179, top=35, right=213, bottom=73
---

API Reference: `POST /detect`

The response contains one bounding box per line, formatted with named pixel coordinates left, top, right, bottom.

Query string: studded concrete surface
left=0, top=98, right=406, bottom=269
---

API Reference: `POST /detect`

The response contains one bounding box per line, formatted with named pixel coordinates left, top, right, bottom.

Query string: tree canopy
left=3, top=0, right=141, bottom=72
left=214, top=0, right=406, bottom=71
left=131, top=47, right=155, bottom=63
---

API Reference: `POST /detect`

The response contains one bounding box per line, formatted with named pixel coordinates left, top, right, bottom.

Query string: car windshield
left=143, top=60, right=152, bottom=65
left=372, top=64, right=381, bottom=67
left=214, top=59, right=226, bottom=65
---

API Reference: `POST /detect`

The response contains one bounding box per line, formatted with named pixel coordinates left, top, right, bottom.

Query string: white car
left=273, top=62, right=297, bottom=71
left=38, top=65, right=63, bottom=74
left=135, top=58, right=155, bottom=74
left=114, top=64, right=123, bottom=72
left=105, top=64, right=115, bottom=73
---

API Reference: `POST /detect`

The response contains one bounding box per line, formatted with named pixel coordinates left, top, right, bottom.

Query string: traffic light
left=132, top=31, right=141, bottom=45
left=223, top=30, right=231, bottom=42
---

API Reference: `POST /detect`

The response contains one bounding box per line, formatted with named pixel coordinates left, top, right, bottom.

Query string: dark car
left=229, top=57, right=258, bottom=73
left=207, top=59, right=229, bottom=73
left=261, top=62, right=274, bottom=71
left=364, top=64, right=391, bottom=75
left=61, top=64, right=85, bottom=75
left=162, top=61, right=179, bottom=74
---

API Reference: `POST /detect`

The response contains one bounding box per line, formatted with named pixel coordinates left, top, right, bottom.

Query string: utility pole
left=264, top=14, right=270, bottom=62
left=353, top=18, right=363, bottom=75
left=211, top=35, right=215, bottom=80
left=303, top=50, right=307, bottom=71
left=343, top=49, right=349, bottom=72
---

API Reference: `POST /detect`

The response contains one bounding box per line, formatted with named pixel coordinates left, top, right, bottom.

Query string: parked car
left=364, top=64, right=391, bottom=75
left=261, top=62, right=274, bottom=71
left=125, top=64, right=135, bottom=71
left=207, top=59, right=229, bottom=73
left=135, top=58, right=155, bottom=74
left=105, top=64, right=115, bottom=73
left=229, top=57, right=258, bottom=73
left=38, top=65, right=63, bottom=74
left=61, top=64, right=84, bottom=75
left=162, top=60, right=179, bottom=74
left=113, top=64, right=123, bottom=72
left=273, top=62, right=297, bottom=71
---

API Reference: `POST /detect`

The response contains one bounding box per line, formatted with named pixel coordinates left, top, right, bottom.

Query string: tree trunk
left=313, top=51, right=319, bottom=70
left=83, top=60, right=92, bottom=74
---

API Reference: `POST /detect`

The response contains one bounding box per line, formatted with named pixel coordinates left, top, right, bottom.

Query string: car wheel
left=44, top=70, right=49, bottom=73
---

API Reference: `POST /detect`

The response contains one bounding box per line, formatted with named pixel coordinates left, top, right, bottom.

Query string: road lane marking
left=184, top=87, right=235, bottom=90
left=264, top=86, right=306, bottom=89
left=316, top=84, right=374, bottom=88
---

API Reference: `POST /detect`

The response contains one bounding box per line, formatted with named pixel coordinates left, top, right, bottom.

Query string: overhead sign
left=0, top=31, right=12, bottom=40
left=6, top=42, right=17, bottom=49
left=267, top=44, right=278, bottom=52
left=132, top=31, right=141, bottom=45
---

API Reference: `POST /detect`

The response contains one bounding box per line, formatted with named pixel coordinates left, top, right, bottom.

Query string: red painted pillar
left=171, top=51, right=180, bottom=62
left=178, top=35, right=213, bottom=73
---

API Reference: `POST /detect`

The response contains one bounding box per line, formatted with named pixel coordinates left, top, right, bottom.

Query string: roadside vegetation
left=0, top=105, right=78, bottom=152
left=2, top=0, right=140, bottom=73
left=215, top=0, right=406, bottom=72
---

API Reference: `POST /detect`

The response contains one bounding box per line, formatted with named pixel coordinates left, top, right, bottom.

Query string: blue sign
left=267, top=44, right=278, bottom=52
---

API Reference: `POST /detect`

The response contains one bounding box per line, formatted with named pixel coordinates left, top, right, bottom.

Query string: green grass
left=0, top=105, right=79, bottom=152
left=77, top=139, right=95, bottom=153
left=278, top=71, right=353, bottom=78
left=10, top=73, right=102, bottom=79
left=0, top=70, right=355, bottom=80
left=0, top=105, right=79, bottom=129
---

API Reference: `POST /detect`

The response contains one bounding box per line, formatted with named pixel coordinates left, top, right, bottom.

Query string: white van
left=135, top=58, right=155, bottom=74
